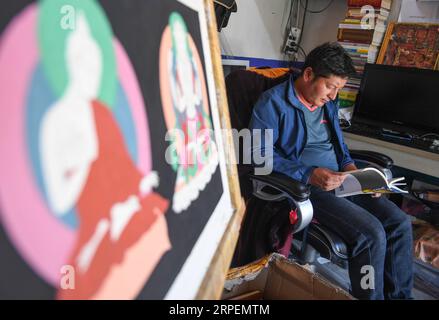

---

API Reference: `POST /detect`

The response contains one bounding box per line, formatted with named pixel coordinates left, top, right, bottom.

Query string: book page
left=335, top=167, right=389, bottom=197
left=335, top=167, right=408, bottom=197
left=335, top=174, right=367, bottom=197
left=348, top=169, right=388, bottom=190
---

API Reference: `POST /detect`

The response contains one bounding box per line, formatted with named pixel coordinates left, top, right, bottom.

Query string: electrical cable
left=297, top=0, right=307, bottom=48
left=294, top=43, right=307, bottom=58
left=420, top=133, right=439, bottom=139
left=287, top=44, right=306, bottom=66
left=284, top=0, right=308, bottom=62
left=283, top=0, right=294, bottom=50
left=285, top=0, right=294, bottom=32
left=299, top=0, right=335, bottom=14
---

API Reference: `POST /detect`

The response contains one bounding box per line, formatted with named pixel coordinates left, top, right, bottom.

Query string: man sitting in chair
left=249, top=42, right=413, bottom=300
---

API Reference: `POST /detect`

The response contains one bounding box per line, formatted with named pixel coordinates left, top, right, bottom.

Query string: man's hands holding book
left=342, top=163, right=382, bottom=198
left=309, top=168, right=347, bottom=191
left=309, top=166, right=382, bottom=197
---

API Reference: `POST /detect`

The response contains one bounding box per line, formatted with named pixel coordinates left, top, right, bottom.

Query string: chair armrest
left=350, top=150, right=393, bottom=169
left=248, top=171, right=310, bottom=201
left=248, top=172, right=312, bottom=233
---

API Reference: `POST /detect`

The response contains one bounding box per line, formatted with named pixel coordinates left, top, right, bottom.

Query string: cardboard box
left=222, top=253, right=354, bottom=300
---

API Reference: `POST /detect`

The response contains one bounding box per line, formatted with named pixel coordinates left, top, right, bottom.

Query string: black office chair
left=226, top=68, right=394, bottom=290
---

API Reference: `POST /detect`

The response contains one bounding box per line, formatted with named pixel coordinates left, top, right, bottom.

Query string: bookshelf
left=337, top=0, right=393, bottom=110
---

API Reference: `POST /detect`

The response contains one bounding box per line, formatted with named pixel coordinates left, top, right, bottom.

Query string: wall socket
left=284, top=27, right=301, bottom=54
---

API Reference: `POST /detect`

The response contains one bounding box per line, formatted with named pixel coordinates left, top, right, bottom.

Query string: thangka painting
left=0, top=0, right=234, bottom=299
left=378, top=22, right=439, bottom=70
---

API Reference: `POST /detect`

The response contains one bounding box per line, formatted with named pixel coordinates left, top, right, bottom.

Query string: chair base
left=290, top=238, right=352, bottom=293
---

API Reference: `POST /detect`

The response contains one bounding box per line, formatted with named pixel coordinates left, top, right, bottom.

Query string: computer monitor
left=352, top=64, right=439, bottom=135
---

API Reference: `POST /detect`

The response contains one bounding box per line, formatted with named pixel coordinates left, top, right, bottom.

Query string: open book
left=335, top=167, right=408, bottom=197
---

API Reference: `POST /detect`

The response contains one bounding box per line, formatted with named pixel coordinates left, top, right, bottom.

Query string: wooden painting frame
left=195, top=0, right=245, bottom=299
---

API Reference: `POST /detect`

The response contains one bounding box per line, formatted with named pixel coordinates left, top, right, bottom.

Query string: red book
left=347, top=0, right=382, bottom=8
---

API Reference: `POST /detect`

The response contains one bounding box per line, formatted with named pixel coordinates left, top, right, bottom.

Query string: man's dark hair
left=300, top=42, right=356, bottom=79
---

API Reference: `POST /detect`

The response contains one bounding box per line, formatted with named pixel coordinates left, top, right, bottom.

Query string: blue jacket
left=248, top=75, right=354, bottom=184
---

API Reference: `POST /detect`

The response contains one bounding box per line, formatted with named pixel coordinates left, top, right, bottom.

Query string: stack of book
left=337, top=0, right=392, bottom=109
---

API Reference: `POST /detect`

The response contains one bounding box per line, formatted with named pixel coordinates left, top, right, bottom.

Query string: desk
left=343, top=132, right=439, bottom=179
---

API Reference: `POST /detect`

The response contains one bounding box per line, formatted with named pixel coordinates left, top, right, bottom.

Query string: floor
left=298, top=255, right=439, bottom=300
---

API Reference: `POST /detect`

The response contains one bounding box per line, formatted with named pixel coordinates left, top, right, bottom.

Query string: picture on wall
left=377, top=22, right=439, bottom=70
left=0, top=0, right=234, bottom=299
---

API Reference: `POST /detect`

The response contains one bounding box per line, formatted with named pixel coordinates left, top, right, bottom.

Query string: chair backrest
left=225, top=67, right=296, bottom=199
left=225, top=67, right=294, bottom=132
left=225, top=67, right=300, bottom=267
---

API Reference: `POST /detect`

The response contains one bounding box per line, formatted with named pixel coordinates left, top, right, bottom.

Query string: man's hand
left=309, top=168, right=347, bottom=191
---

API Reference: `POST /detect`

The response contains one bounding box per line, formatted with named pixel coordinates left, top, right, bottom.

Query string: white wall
left=220, top=0, right=290, bottom=60
left=220, top=0, right=348, bottom=61
left=299, top=0, right=348, bottom=56
left=397, top=0, right=439, bottom=23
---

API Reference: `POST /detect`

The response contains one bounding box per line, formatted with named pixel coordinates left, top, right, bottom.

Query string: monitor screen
left=352, top=64, right=439, bottom=134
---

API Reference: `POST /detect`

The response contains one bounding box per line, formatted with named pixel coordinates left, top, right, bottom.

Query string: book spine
left=337, top=29, right=374, bottom=43
left=347, top=0, right=382, bottom=9
left=338, top=23, right=374, bottom=30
